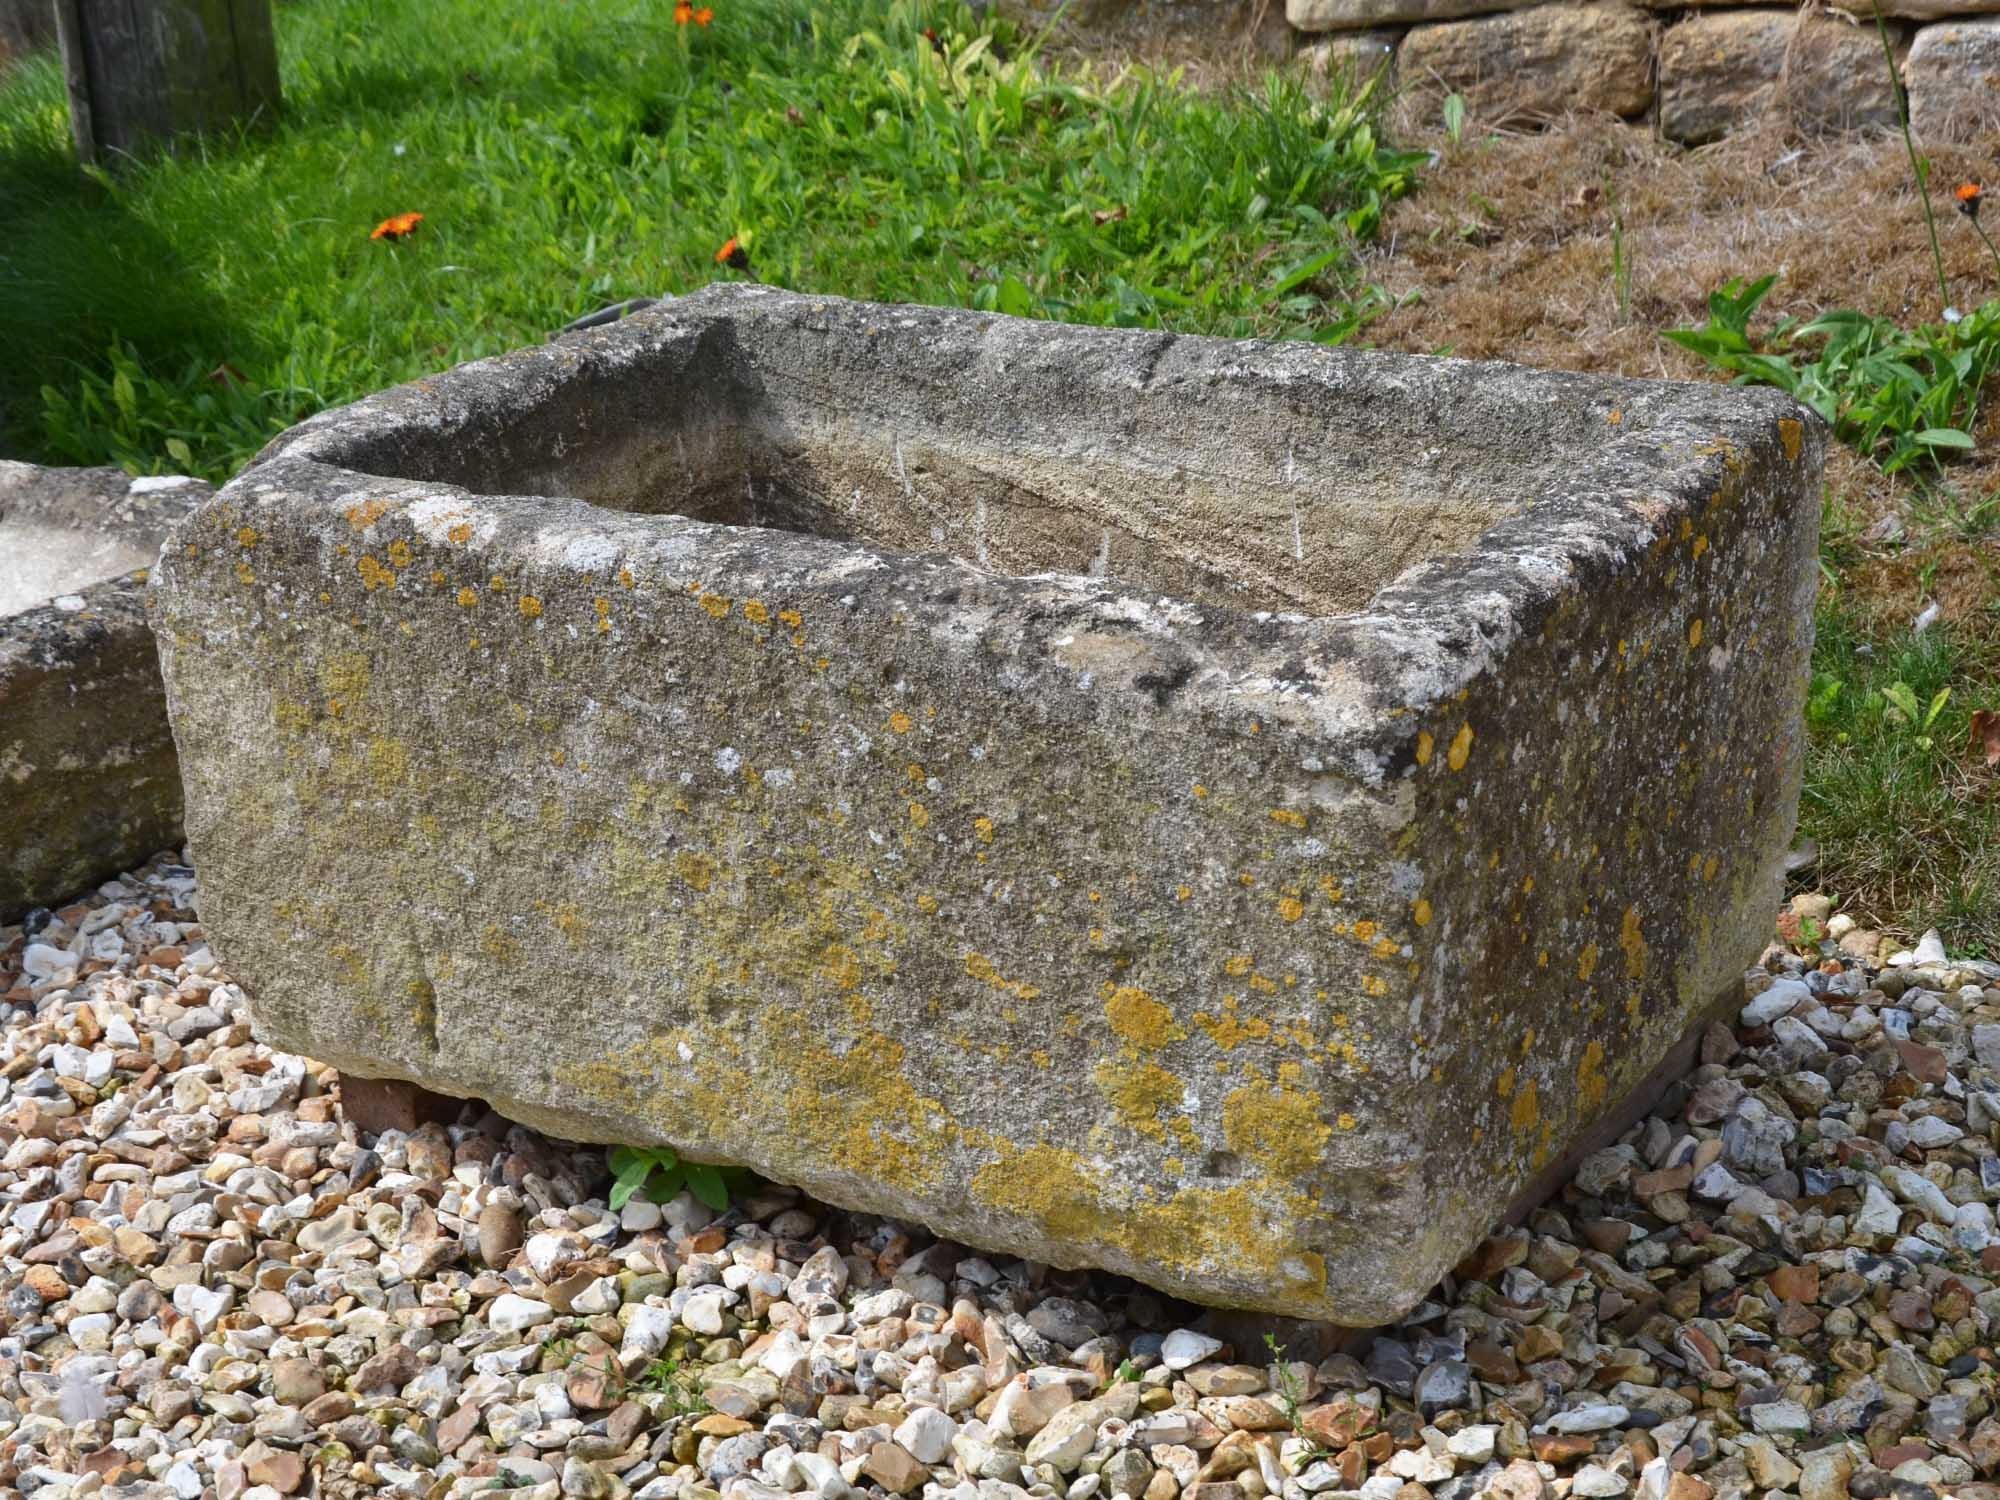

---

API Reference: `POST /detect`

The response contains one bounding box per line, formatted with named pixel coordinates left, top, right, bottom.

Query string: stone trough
left=153, top=285, right=1823, bottom=1323
left=1, top=462, right=208, bottom=921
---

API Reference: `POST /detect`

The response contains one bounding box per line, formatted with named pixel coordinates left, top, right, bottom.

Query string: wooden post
left=53, top=0, right=279, bottom=167
left=0, top=1, right=56, bottom=66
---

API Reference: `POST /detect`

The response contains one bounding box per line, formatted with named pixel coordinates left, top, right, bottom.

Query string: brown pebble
left=476, top=1201, right=524, bottom=1268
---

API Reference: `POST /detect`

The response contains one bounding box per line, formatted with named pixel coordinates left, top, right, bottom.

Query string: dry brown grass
left=1365, top=112, right=2000, bottom=943
left=1364, top=111, right=1998, bottom=368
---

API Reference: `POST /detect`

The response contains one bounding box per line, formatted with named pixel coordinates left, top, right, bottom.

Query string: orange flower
left=370, top=212, right=424, bottom=241
left=715, top=236, right=749, bottom=270
left=695, top=6, right=713, bottom=23
left=674, top=1, right=693, bottom=22
left=1958, top=181, right=1984, bottom=219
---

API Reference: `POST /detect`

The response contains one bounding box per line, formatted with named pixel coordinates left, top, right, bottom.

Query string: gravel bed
left=5, top=858, right=2000, bottom=1500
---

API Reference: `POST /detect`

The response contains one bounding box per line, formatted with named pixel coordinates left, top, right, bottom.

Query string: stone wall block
left=1398, top=3, right=1656, bottom=122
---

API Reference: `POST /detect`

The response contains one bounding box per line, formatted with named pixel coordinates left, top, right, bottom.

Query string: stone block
left=153, top=285, right=1823, bottom=1323
left=1397, top=4, right=1655, bottom=124
left=1831, top=0, right=2000, bottom=23
left=1, top=464, right=206, bottom=920
left=1905, top=17, right=2000, bottom=139
left=1290, top=0, right=1536, bottom=31
left=1660, top=10, right=1904, bottom=144
left=1296, top=29, right=1401, bottom=86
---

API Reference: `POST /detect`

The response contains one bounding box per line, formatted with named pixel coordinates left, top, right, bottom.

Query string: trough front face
left=153, top=286, right=1823, bottom=1323
left=1, top=463, right=207, bottom=920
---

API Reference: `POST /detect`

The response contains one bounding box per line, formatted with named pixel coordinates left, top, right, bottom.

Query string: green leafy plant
left=1111, top=1358, right=1142, bottom=1386
left=1263, top=1332, right=1325, bottom=1455
left=1441, top=92, right=1465, bottom=144
left=635, top=1354, right=708, bottom=1415
left=1607, top=176, right=1631, bottom=326
left=1882, top=680, right=1953, bottom=745
left=1873, top=2, right=1950, bottom=315
left=607, top=1145, right=736, bottom=1212
left=1665, top=275, right=2000, bottom=475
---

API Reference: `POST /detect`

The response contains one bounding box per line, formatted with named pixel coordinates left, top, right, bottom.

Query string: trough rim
left=207, top=284, right=1821, bottom=780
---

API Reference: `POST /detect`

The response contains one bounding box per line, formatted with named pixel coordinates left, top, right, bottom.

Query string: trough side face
left=151, top=289, right=1822, bottom=1323
left=1354, top=387, right=1824, bottom=1276
left=0, top=465, right=205, bottom=920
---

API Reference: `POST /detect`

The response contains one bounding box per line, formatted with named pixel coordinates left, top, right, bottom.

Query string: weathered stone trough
left=153, top=285, right=1822, bottom=1323
left=1, top=462, right=207, bottom=920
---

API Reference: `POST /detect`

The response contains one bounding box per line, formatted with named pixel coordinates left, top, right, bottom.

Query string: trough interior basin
left=328, top=302, right=1635, bottom=616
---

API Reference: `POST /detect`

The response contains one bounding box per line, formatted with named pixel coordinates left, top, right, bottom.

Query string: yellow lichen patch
left=1496, top=1066, right=1515, bottom=1098
left=1578, top=944, right=1600, bottom=982
left=1416, top=731, right=1435, bottom=767
left=1337, top=1112, right=1358, bottom=1130
left=1692, top=535, right=1710, bottom=560
left=674, top=851, right=717, bottom=892
left=1360, top=974, right=1388, bottom=998
left=479, top=923, right=523, bottom=964
left=1352, top=920, right=1379, bottom=945
left=357, top=555, right=396, bottom=591
left=700, top=594, right=732, bottom=620
left=779, top=607, right=803, bottom=628
left=1031, top=1049, right=1052, bottom=1069
left=821, top=945, right=863, bottom=993
left=595, top=598, right=612, bottom=633
left=1575, top=1040, right=1608, bottom=1114
left=1269, top=808, right=1307, bottom=829
left=1619, top=905, right=1649, bottom=979
left=1223, top=1081, right=1331, bottom=1180
left=965, top=951, right=1040, bottom=1001
left=537, top=901, right=589, bottom=947
left=1277, top=895, right=1305, bottom=924
left=1413, top=898, right=1433, bottom=927
left=1093, top=1057, right=1183, bottom=1142
left=320, top=652, right=370, bottom=700
left=908, top=801, right=930, bottom=829
left=888, top=711, right=914, bottom=735
left=234, top=561, right=256, bottom=586
left=364, top=737, right=408, bottom=789
left=1688, top=617, right=1705, bottom=648
left=1105, top=985, right=1183, bottom=1049
left=1223, top=955, right=1253, bottom=978
left=1778, top=417, right=1803, bottom=463
left=743, top=600, right=771, bottom=625
left=1192, top=997, right=1271, bottom=1051
left=969, top=1143, right=1324, bottom=1301
left=1447, top=722, right=1474, bottom=772
left=1510, top=1076, right=1540, bottom=1133
left=387, top=539, right=413, bottom=569
left=972, top=816, right=995, bottom=843
left=456, top=587, right=479, bottom=608
left=1317, top=874, right=1345, bottom=904
left=1702, top=853, right=1720, bottom=882
left=1192, top=783, right=1209, bottom=799
left=1176, top=884, right=1192, bottom=902
left=447, top=522, right=475, bottom=544
left=235, top=526, right=259, bottom=548
left=345, top=498, right=391, bottom=532
left=518, top=595, right=543, bottom=619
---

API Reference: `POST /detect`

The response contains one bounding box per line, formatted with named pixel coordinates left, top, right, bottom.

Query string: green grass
left=0, top=0, right=1420, bottom=480
left=1665, top=282, right=2000, bottom=955
left=1803, top=597, right=2000, bottom=953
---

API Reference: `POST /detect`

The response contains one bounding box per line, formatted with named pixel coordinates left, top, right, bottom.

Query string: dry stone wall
left=1289, top=0, right=1996, bottom=142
